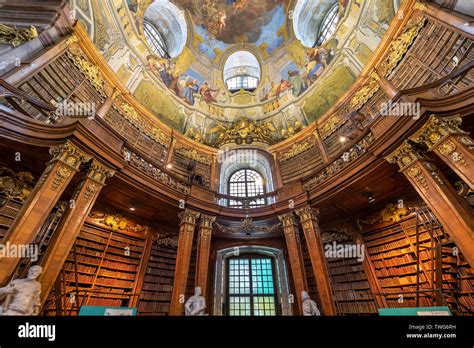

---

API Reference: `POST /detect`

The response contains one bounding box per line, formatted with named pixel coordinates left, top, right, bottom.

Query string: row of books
left=100, top=269, right=136, bottom=281
left=88, top=297, right=123, bottom=307
left=367, top=233, right=438, bottom=254
left=102, top=259, right=139, bottom=272
left=459, top=296, right=474, bottom=308
left=81, top=225, right=145, bottom=247
left=329, top=264, right=364, bottom=275
left=380, top=274, right=427, bottom=288
left=138, top=302, right=170, bottom=313
left=141, top=283, right=173, bottom=292
left=459, top=279, right=474, bottom=291
left=145, top=268, right=175, bottom=277
left=375, top=264, right=418, bottom=278
left=139, top=292, right=172, bottom=301
left=63, top=263, right=97, bottom=274
left=331, top=272, right=368, bottom=283
left=333, top=281, right=370, bottom=292
left=147, top=261, right=175, bottom=270
left=336, top=301, right=377, bottom=314
left=334, top=290, right=373, bottom=301
left=144, top=274, right=174, bottom=284
left=95, top=277, right=134, bottom=288
left=76, top=239, right=142, bottom=260
left=458, top=267, right=474, bottom=277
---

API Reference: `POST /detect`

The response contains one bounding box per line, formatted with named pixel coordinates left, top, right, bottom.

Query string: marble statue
left=301, top=290, right=321, bottom=316
left=0, top=265, right=42, bottom=316
left=184, top=286, right=207, bottom=316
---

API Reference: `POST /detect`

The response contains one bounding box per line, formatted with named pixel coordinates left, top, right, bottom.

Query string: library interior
left=0, top=0, right=473, bottom=318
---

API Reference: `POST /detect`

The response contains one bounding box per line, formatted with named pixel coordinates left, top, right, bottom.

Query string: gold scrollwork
left=51, top=165, right=73, bottom=190
left=406, top=164, right=428, bottom=189
left=0, top=24, right=38, bottom=47
left=279, top=140, right=315, bottom=161
left=66, top=51, right=106, bottom=96
left=87, top=160, right=116, bottom=185
left=49, top=141, right=91, bottom=170
left=175, top=147, right=212, bottom=165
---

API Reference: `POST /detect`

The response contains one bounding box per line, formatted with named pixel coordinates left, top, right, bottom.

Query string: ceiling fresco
left=69, top=0, right=397, bottom=147
left=175, top=0, right=288, bottom=56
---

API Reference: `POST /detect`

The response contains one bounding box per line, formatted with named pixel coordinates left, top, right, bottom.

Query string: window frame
left=225, top=254, right=280, bottom=316
left=227, top=168, right=266, bottom=208
left=315, top=3, right=339, bottom=47
left=143, top=20, right=170, bottom=58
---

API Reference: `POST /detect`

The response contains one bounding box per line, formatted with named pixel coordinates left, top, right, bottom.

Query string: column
left=195, top=215, right=215, bottom=296
left=386, top=141, right=474, bottom=266
left=169, top=209, right=200, bottom=315
left=0, top=141, right=90, bottom=285
left=412, top=115, right=474, bottom=189
left=39, top=159, right=115, bottom=303
left=278, top=212, right=308, bottom=314
left=295, top=206, right=337, bottom=315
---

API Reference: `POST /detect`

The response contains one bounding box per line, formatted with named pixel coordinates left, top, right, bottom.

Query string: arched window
left=143, top=0, right=187, bottom=58
left=292, top=0, right=339, bottom=48
left=224, top=51, right=261, bottom=92
left=143, top=20, right=170, bottom=58
left=228, top=169, right=265, bottom=208
left=316, top=4, right=339, bottom=46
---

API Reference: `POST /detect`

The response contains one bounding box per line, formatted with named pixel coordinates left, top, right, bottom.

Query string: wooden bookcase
left=136, top=243, right=177, bottom=316
left=0, top=196, right=23, bottom=242
left=44, top=221, right=146, bottom=315
left=362, top=211, right=474, bottom=314
left=328, top=257, right=378, bottom=315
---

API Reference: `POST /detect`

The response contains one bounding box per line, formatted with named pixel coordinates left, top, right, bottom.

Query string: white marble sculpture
left=0, top=265, right=43, bottom=316
left=185, top=286, right=207, bottom=316
left=301, top=290, right=321, bottom=316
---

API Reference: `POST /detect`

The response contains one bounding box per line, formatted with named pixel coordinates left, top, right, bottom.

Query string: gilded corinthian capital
left=278, top=212, right=297, bottom=227
left=87, top=159, right=116, bottom=185
left=178, top=209, right=201, bottom=225
left=49, top=141, right=91, bottom=170
left=200, top=215, right=216, bottom=229
left=411, top=115, right=470, bottom=150
left=385, top=141, right=427, bottom=171
left=295, top=206, right=319, bottom=222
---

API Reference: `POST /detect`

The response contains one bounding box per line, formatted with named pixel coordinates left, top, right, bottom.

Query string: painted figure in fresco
left=288, top=70, right=306, bottom=97
left=0, top=265, right=42, bottom=316
left=199, top=82, right=219, bottom=104
left=146, top=55, right=174, bottom=87
left=218, top=11, right=227, bottom=32
left=181, top=78, right=200, bottom=105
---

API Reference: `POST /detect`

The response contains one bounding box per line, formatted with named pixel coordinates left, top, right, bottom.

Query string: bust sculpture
left=0, top=265, right=43, bottom=316
left=301, top=290, right=321, bottom=316
left=184, top=286, right=207, bottom=316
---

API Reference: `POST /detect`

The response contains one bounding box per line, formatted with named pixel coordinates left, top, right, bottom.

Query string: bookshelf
left=327, top=256, right=378, bottom=315
left=300, top=238, right=319, bottom=305
left=362, top=210, right=474, bottom=313
left=44, top=221, right=146, bottom=315
left=136, top=243, right=177, bottom=316
left=0, top=195, right=23, bottom=242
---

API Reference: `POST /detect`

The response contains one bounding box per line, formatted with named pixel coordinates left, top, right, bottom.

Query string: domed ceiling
left=69, top=0, right=397, bottom=148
